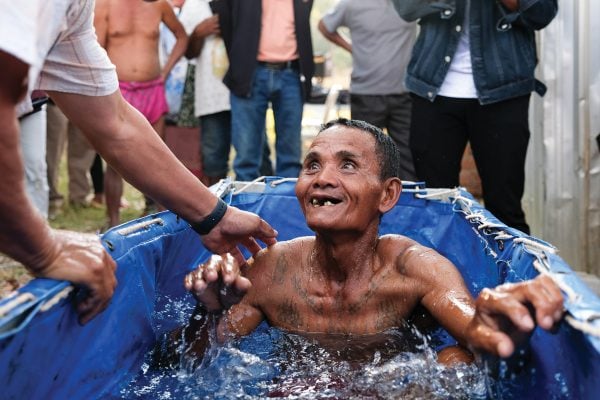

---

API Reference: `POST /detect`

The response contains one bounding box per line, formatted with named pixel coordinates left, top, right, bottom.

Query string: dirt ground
left=0, top=256, right=32, bottom=298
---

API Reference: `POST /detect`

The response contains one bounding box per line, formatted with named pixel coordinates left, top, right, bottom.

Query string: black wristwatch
left=190, top=197, right=228, bottom=235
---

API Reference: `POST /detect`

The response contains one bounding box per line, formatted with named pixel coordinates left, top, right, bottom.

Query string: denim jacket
left=392, top=0, right=558, bottom=104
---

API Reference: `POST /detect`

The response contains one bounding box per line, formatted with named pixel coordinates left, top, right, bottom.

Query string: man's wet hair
left=319, top=118, right=401, bottom=180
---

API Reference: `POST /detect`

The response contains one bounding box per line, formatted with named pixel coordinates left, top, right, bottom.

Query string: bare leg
left=104, top=166, right=123, bottom=228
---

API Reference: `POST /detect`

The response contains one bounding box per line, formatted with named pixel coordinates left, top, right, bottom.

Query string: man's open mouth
left=310, top=197, right=342, bottom=207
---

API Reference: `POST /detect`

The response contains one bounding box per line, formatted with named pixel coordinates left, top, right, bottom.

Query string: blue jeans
left=231, top=65, right=303, bottom=181
left=200, top=110, right=231, bottom=178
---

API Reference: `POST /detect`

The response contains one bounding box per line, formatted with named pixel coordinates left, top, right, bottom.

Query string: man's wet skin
left=183, top=120, right=564, bottom=365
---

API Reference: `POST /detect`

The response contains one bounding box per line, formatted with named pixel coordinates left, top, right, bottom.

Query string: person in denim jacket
left=392, top=0, right=558, bottom=234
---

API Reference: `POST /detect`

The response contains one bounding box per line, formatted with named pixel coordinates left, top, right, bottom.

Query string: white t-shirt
left=179, top=0, right=230, bottom=117
left=0, top=0, right=118, bottom=117
left=438, top=12, right=478, bottom=99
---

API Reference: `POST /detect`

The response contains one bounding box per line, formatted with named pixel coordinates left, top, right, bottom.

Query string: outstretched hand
left=200, top=206, right=277, bottom=267
left=34, top=230, right=117, bottom=325
left=184, top=254, right=251, bottom=313
left=466, top=274, right=564, bottom=358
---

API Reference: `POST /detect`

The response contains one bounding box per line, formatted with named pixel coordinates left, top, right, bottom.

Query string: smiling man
left=181, top=118, right=563, bottom=365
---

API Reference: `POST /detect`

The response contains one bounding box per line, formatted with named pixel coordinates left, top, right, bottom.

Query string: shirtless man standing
left=94, top=0, right=188, bottom=228
left=180, top=119, right=564, bottom=365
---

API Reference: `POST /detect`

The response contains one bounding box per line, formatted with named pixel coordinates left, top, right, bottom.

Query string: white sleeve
left=320, top=0, right=349, bottom=33
left=179, top=0, right=212, bottom=35
left=36, top=0, right=118, bottom=97
left=0, top=1, right=37, bottom=67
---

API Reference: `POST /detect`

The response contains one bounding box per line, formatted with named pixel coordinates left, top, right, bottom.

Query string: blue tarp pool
left=1, top=178, right=599, bottom=399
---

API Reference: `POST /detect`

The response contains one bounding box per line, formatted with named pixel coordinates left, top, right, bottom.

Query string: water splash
left=121, top=321, right=489, bottom=399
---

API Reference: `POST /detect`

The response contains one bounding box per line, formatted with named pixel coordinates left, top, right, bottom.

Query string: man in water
left=181, top=119, right=563, bottom=363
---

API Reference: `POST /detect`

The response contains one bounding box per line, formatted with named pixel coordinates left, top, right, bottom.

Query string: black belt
left=257, top=59, right=299, bottom=70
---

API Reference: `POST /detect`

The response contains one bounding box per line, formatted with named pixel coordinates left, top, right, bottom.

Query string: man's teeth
left=311, top=199, right=335, bottom=207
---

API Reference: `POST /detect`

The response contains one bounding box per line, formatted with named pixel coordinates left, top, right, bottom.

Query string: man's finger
left=241, top=237, right=262, bottom=256
left=477, top=292, right=534, bottom=332
left=255, top=219, right=278, bottom=246
left=229, top=247, right=247, bottom=268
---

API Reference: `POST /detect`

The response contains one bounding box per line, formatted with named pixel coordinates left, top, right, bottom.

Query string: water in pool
left=121, top=297, right=490, bottom=399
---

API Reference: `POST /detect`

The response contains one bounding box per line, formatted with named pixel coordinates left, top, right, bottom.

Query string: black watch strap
left=190, top=197, right=228, bottom=235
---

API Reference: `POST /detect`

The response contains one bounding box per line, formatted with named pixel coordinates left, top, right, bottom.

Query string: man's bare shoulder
left=245, top=236, right=314, bottom=276
left=377, top=234, right=451, bottom=276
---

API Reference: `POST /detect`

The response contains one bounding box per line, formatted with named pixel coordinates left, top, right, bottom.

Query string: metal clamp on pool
left=190, top=197, right=228, bottom=235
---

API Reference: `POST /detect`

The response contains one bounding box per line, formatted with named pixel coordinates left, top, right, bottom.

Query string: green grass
left=49, top=157, right=146, bottom=233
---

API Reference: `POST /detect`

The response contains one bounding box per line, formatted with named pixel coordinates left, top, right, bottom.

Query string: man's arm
left=208, top=0, right=233, bottom=52
left=48, top=90, right=277, bottom=264
left=94, top=0, right=109, bottom=48
left=318, top=20, right=351, bottom=53
left=0, top=51, right=116, bottom=324
left=160, top=0, right=189, bottom=80
left=185, top=15, right=220, bottom=59
left=405, top=246, right=564, bottom=358
left=499, top=0, right=558, bottom=30
left=390, top=0, right=453, bottom=22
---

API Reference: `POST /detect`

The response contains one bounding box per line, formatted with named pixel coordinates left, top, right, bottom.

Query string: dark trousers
left=410, top=94, right=531, bottom=234
left=351, top=93, right=417, bottom=181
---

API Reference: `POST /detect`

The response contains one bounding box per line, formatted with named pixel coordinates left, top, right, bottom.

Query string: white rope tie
left=493, top=232, right=513, bottom=241
left=117, top=218, right=164, bottom=236
left=0, top=293, right=36, bottom=317
left=269, top=177, right=297, bottom=187
left=232, top=176, right=267, bottom=195
left=565, top=315, right=600, bottom=338
left=532, top=259, right=580, bottom=304
left=415, top=187, right=461, bottom=200
left=40, top=286, right=73, bottom=312
left=514, top=237, right=557, bottom=255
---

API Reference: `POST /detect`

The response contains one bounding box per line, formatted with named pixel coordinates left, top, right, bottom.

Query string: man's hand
left=184, top=254, right=251, bottom=312
left=34, top=230, right=117, bottom=325
left=499, top=0, right=519, bottom=12
left=195, top=15, right=220, bottom=37
left=466, top=274, right=564, bottom=358
left=201, top=206, right=277, bottom=266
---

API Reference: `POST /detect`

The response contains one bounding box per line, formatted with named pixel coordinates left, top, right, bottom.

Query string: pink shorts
left=119, top=77, right=168, bottom=124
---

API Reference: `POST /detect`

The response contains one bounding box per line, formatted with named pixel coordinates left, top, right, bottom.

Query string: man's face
left=295, top=126, right=386, bottom=234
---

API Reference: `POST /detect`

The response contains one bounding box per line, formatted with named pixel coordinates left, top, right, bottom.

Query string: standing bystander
left=211, top=0, right=315, bottom=181
left=319, top=0, right=418, bottom=181
left=179, top=0, right=231, bottom=186
left=393, top=0, right=558, bottom=233
left=95, top=0, right=189, bottom=228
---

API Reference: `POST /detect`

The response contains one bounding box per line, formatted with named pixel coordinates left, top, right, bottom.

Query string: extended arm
left=0, top=51, right=116, bottom=324
left=318, top=20, right=351, bottom=53
left=48, top=90, right=277, bottom=263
